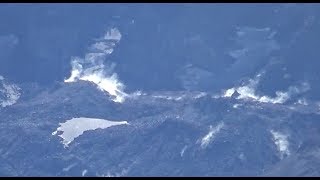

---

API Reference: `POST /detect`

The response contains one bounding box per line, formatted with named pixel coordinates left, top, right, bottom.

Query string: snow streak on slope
left=223, top=72, right=310, bottom=104
left=52, top=117, right=128, bottom=147
left=65, top=28, right=127, bottom=103
left=180, top=145, right=188, bottom=157
left=200, top=122, right=224, bottom=149
left=82, top=169, right=88, bottom=177
left=0, top=75, right=21, bottom=108
left=270, top=130, right=290, bottom=159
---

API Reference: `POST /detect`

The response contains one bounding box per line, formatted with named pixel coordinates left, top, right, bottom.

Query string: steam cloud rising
left=223, top=72, right=310, bottom=104
left=65, top=28, right=127, bottom=103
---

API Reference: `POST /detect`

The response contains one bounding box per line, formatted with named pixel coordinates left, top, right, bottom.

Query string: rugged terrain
left=1, top=81, right=320, bottom=176
left=1, top=4, right=320, bottom=176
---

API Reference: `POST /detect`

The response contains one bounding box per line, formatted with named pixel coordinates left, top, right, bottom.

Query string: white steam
left=64, top=28, right=127, bottom=103
left=223, top=73, right=310, bottom=104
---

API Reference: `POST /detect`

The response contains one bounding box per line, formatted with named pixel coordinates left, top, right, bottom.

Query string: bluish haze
left=1, top=3, right=320, bottom=177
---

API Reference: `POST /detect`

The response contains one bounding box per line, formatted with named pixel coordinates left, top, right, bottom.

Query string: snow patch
left=64, top=28, right=127, bottom=103
left=52, top=117, right=128, bottom=147
left=200, top=122, right=224, bottom=148
left=270, top=130, right=290, bottom=158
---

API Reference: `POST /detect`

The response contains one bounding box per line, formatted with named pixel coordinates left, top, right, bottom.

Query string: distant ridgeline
left=0, top=4, right=319, bottom=101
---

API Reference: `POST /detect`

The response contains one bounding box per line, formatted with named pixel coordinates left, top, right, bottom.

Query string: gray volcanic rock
left=1, top=81, right=320, bottom=176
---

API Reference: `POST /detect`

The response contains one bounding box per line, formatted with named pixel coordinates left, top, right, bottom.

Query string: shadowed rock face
left=231, top=90, right=240, bottom=99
